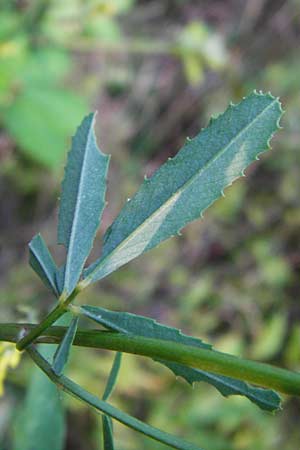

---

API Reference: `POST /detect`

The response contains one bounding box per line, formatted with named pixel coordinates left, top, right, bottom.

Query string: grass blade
left=52, top=316, right=79, bottom=376
left=84, top=92, right=282, bottom=284
left=58, top=113, right=110, bottom=295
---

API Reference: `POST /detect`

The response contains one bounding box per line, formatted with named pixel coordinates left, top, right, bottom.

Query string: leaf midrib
left=85, top=98, right=277, bottom=282
left=64, top=118, right=94, bottom=288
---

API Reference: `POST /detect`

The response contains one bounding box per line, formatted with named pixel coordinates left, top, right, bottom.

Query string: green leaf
left=29, top=234, right=59, bottom=297
left=52, top=316, right=79, bottom=376
left=13, top=346, right=65, bottom=450
left=58, top=113, right=110, bottom=296
left=83, top=92, right=282, bottom=284
left=2, top=87, right=88, bottom=168
left=21, top=48, right=71, bottom=87
left=102, top=415, right=115, bottom=450
left=161, top=361, right=281, bottom=412
left=80, top=306, right=210, bottom=349
left=103, top=352, right=122, bottom=401
left=101, top=352, right=122, bottom=449
left=55, top=265, right=66, bottom=296
left=80, top=306, right=281, bottom=412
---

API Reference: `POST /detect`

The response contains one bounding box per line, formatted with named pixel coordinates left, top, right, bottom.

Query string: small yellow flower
left=0, top=343, right=21, bottom=396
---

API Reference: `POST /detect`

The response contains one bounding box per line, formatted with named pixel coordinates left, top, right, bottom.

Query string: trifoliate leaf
left=83, top=92, right=282, bottom=285
left=29, top=234, right=59, bottom=297
left=80, top=306, right=281, bottom=412
left=58, top=113, right=110, bottom=296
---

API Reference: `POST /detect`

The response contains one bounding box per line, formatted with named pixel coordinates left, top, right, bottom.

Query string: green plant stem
left=26, top=346, right=202, bottom=450
left=16, top=288, right=80, bottom=351
left=16, top=304, right=65, bottom=351
left=3, top=323, right=300, bottom=396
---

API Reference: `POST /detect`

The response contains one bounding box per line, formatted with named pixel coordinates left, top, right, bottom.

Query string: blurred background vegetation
left=1, top=0, right=300, bottom=449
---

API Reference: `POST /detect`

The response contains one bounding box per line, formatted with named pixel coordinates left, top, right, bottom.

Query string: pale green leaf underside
left=58, top=113, right=110, bottom=295
left=29, top=234, right=59, bottom=297
left=80, top=306, right=281, bottom=411
left=52, top=316, right=79, bottom=376
left=84, top=92, right=282, bottom=284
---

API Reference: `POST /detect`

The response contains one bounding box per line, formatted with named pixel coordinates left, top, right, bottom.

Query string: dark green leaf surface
left=58, top=113, right=110, bottom=296
left=84, top=92, right=282, bottom=284
left=161, top=361, right=281, bottom=412
left=13, top=346, right=65, bottom=450
left=52, top=316, right=79, bottom=376
left=80, top=306, right=281, bottom=411
left=80, top=306, right=211, bottom=349
left=29, top=234, right=59, bottom=297
left=102, top=415, right=115, bottom=450
left=55, top=265, right=65, bottom=296
left=102, top=352, right=122, bottom=401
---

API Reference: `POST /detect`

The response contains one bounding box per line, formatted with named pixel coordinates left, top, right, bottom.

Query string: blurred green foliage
left=178, top=21, right=227, bottom=85
left=12, top=345, right=65, bottom=450
left=1, top=1, right=300, bottom=449
left=0, top=5, right=88, bottom=168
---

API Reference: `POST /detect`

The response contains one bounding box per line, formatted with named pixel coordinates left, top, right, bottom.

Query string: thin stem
left=16, top=288, right=80, bottom=351
left=16, top=304, right=65, bottom=351
left=27, top=346, right=202, bottom=450
left=4, top=323, right=300, bottom=396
